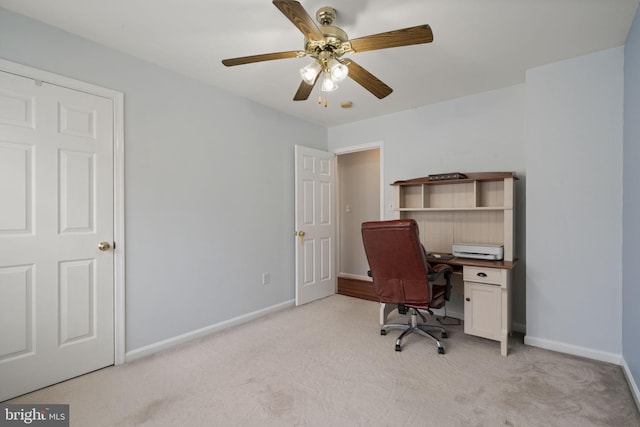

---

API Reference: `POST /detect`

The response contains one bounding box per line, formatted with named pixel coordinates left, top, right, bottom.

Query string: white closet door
left=0, top=70, right=114, bottom=401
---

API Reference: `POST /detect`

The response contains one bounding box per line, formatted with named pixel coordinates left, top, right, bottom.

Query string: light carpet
left=7, top=295, right=640, bottom=426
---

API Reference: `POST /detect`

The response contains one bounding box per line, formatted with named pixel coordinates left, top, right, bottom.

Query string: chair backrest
left=361, top=219, right=432, bottom=305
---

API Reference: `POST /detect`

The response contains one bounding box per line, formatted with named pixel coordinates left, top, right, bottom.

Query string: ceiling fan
left=221, top=0, right=434, bottom=102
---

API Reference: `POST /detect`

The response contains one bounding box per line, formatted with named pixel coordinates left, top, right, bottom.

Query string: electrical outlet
left=262, top=272, right=270, bottom=285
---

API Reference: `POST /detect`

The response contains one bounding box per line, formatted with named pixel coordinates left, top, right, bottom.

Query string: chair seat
left=404, top=284, right=446, bottom=311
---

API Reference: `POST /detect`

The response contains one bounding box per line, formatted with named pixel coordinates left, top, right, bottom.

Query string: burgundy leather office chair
left=361, top=219, right=453, bottom=354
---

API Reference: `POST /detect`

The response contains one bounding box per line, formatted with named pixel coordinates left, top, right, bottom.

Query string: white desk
left=390, top=172, right=518, bottom=356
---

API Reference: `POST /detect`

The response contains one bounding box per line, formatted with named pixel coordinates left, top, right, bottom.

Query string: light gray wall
left=524, top=47, right=623, bottom=358
left=337, top=149, right=380, bottom=277
left=623, top=7, right=640, bottom=395
left=328, top=85, right=527, bottom=329
left=0, top=8, right=327, bottom=351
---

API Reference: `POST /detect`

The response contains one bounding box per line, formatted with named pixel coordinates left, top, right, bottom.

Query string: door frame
left=333, top=141, right=384, bottom=282
left=0, top=58, right=126, bottom=365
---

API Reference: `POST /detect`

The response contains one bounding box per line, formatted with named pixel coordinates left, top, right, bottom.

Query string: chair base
left=380, top=308, right=447, bottom=354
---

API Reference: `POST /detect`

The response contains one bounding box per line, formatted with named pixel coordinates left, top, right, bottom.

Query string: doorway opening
left=335, top=143, right=383, bottom=300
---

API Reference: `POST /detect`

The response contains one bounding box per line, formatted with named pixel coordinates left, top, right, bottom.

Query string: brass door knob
left=98, top=241, right=111, bottom=251
left=297, top=231, right=305, bottom=237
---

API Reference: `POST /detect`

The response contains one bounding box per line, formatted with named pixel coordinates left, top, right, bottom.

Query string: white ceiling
left=1, top=0, right=638, bottom=127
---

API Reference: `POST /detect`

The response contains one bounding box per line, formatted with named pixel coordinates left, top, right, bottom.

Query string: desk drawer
left=463, top=266, right=504, bottom=285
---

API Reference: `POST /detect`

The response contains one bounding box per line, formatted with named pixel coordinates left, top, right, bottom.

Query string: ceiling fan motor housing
left=305, top=7, right=350, bottom=61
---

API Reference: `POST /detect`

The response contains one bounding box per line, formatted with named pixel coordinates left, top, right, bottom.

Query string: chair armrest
left=427, top=264, right=453, bottom=282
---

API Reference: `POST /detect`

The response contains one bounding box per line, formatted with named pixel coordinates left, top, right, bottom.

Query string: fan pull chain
left=317, top=95, right=329, bottom=107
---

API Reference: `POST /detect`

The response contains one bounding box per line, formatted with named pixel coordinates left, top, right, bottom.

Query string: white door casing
left=294, top=145, right=336, bottom=305
left=0, top=68, right=119, bottom=401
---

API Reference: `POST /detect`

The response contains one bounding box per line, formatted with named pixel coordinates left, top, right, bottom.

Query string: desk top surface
left=427, top=255, right=519, bottom=270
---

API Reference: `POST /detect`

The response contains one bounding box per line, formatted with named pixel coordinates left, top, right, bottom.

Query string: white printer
left=452, top=243, right=504, bottom=260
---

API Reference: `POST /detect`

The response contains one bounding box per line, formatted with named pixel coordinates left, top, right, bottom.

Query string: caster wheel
left=442, top=332, right=448, bottom=339
left=395, top=344, right=402, bottom=352
left=380, top=329, right=386, bottom=336
left=438, top=347, right=445, bottom=354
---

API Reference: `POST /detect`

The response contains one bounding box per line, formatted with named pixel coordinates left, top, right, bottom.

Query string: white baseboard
left=125, top=299, right=295, bottom=362
left=622, top=358, right=640, bottom=412
left=338, top=273, right=372, bottom=282
left=524, top=335, right=622, bottom=365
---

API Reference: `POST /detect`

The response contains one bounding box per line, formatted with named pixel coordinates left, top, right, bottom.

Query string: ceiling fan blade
left=349, top=25, right=433, bottom=53
left=293, top=74, right=319, bottom=101
left=346, top=60, right=393, bottom=99
left=272, top=0, right=325, bottom=41
left=222, top=51, right=302, bottom=67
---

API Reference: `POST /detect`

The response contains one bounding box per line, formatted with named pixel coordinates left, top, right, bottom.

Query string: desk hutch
left=388, top=171, right=518, bottom=355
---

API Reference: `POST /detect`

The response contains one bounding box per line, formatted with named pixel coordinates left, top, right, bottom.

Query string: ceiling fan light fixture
left=328, top=58, right=348, bottom=82
left=321, top=72, right=339, bottom=92
left=300, top=61, right=322, bottom=85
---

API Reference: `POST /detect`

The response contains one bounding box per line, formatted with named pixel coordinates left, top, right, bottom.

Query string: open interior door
left=294, top=145, right=336, bottom=305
